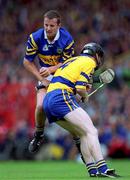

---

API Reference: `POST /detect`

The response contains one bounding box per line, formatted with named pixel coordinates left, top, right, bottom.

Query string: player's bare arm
left=23, top=58, right=49, bottom=86
left=39, top=63, right=62, bottom=77
left=76, top=88, right=89, bottom=103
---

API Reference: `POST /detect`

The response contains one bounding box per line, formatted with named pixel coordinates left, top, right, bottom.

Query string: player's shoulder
left=31, top=28, right=44, bottom=40
left=76, top=55, right=88, bottom=61
left=78, top=55, right=93, bottom=60
left=78, top=55, right=96, bottom=65
left=59, top=27, right=73, bottom=41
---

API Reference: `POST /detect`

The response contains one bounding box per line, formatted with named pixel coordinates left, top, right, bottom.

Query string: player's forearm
left=76, top=88, right=89, bottom=103
left=23, top=58, right=43, bottom=82
left=48, top=63, right=62, bottom=74
left=76, top=89, right=88, bottom=99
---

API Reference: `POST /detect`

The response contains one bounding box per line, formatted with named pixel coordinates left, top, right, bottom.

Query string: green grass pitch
left=0, top=159, right=129, bottom=180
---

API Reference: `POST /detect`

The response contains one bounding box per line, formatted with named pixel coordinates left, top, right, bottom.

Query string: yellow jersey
left=47, top=55, right=96, bottom=93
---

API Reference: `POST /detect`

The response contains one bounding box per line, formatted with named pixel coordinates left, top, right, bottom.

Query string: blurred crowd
left=0, top=0, right=130, bottom=160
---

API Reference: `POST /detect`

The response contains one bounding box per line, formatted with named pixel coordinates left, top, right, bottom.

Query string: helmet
left=81, top=42, right=104, bottom=68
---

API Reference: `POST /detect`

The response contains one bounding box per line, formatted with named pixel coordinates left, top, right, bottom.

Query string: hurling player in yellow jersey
left=43, top=43, right=120, bottom=178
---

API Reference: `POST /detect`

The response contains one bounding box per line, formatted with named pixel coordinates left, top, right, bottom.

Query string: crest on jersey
left=42, top=44, right=48, bottom=51
left=57, top=48, right=63, bottom=54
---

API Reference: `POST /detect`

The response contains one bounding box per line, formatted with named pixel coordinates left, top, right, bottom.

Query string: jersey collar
left=80, top=54, right=97, bottom=66
left=44, top=29, right=60, bottom=44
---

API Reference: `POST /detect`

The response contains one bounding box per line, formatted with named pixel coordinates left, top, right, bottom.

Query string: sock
left=73, top=137, right=85, bottom=163
left=96, top=159, right=108, bottom=173
left=86, top=162, right=98, bottom=175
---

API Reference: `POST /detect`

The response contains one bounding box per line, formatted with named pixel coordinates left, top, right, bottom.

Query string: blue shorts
left=43, top=89, right=79, bottom=123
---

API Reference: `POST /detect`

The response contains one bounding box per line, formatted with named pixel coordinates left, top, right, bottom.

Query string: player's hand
left=86, top=83, right=92, bottom=91
left=39, top=67, right=51, bottom=77
left=41, top=79, right=50, bottom=87
left=99, top=68, right=115, bottom=84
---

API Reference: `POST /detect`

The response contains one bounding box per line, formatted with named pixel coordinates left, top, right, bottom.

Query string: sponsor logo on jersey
left=42, top=44, right=48, bottom=51
left=57, top=48, right=63, bottom=54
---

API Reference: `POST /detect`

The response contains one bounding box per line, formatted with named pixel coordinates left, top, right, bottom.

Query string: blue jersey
left=24, top=28, right=74, bottom=67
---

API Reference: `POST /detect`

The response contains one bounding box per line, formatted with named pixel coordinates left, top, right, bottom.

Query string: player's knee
left=83, top=125, right=98, bottom=137
left=89, top=126, right=98, bottom=136
left=78, top=125, right=89, bottom=137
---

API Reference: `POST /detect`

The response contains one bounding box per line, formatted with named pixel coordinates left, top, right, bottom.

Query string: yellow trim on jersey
left=63, top=52, right=73, bottom=59
left=26, top=51, right=37, bottom=55
left=65, top=41, right=74, bottom=50
left=26, top=46, right=36, bottom=52
left=26, top=34, right=38, bottom=55
left=28, top=41, right=36, bottom=50
left=38, top=54, right=61, bottom=65
left=30, top=34, right=38, bottom=49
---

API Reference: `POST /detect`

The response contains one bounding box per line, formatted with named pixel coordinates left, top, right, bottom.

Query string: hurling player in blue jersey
left=23, top=10, right=75, bottom=153
left=43, top=43, right=120, bottom=178
left=23, top=9, right=114, bottom=159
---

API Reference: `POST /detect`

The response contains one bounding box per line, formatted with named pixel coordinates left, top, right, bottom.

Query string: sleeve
left=75, top=62, right=95, bottom=90
left=24, top=34, right=38, bottom=62
left=59, top=37, right=75, bottom=63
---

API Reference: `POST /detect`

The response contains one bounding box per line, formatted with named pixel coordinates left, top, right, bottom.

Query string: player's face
left=96, top=53, right=103, bottom=67
left=44, top=17, right=60, bottom=40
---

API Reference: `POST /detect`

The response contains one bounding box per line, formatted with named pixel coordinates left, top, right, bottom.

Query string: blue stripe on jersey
left=81, top=72, right=90, bottom=81
left=75, top=81, right=88, bottom=86
left=51, top=76, right=75, bottom=89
